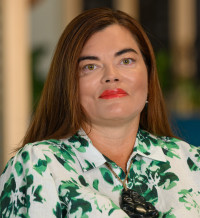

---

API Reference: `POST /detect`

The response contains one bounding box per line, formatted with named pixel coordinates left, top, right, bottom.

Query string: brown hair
left=21, top=8, right=174, bottom=148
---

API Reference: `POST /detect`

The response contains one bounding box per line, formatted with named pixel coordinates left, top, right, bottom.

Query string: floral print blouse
left=0, top=129, right=200, bottom=217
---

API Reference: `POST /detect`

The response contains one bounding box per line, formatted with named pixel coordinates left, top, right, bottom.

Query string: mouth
left=99, top=88, right=128, bottom=99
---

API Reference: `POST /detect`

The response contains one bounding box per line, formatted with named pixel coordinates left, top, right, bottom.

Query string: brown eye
left=123, top=59, right=130, bottom=64
left=86, top=64, right=96, bottom=70
left=79, top=63, right=98, bottom=76
left=121, top=58, right=134, bottom=65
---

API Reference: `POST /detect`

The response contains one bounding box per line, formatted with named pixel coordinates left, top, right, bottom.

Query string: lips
left=99, top=88, right=128, bottom=99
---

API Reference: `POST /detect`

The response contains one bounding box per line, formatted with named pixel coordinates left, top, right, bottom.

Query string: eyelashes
left=79, top=64, right=98, bottom=76
left=79, top=57, right=136, bottom=76
left=120, top=58, right=135, bottom=65
left=83, top=64, right=97, bottom=71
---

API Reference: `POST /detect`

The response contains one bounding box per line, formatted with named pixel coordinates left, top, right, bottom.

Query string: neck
left=83, top=120, right=139, bottom=172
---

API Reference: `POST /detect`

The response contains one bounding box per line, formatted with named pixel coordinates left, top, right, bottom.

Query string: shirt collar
left=65, top=129, right=107, bottom=172
left=132, top=129, right=167, bottom=163
left=64, top=128, right=166, bottom=172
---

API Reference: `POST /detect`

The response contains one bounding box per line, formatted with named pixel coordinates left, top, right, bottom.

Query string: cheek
left=79, top=78, right=96, bottom=104
left=79, top=79, right=88, bottom=105
left=138, top=66, right=148, bottom=91
left=129, top=71, right=148, bottom=95
left=139, top=75, right=148, bottom=93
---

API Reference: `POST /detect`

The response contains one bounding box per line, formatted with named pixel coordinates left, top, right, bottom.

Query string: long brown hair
left=21, top=8, right=174, bottom=148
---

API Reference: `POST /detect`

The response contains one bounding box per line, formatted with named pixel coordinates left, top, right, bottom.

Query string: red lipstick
left=99, top=88, right=128, bottom=99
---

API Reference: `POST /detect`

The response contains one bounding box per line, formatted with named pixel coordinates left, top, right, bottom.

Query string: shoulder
left=0, top=137, right=76, bottom=179
left=0, top=139, right=71, bottom=217
left=3, top=139, right=65, bottom=165
left=153, top=132, right=200, bottom=169
left=144, top=128, right=199, bottom=154
left=19, top=137, right=76, bottom=161
left=140, top=129, right=199, bottom=162
left=157, top=134, right=200, bottom=156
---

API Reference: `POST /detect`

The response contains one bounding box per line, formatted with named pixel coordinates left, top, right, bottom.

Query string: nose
left=105, top=78, right=119, bottom=83
left=101, top=66, right=120, bottom=83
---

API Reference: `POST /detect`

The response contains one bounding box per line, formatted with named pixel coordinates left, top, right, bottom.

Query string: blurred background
left=0, top=0, right=200, bottom=172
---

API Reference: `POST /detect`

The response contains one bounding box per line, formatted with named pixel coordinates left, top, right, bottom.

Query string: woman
left=0, top=8, right=199, bottom=218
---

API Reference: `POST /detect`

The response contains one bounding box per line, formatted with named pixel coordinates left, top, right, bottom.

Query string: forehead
left=80, top=24, right=141, bottom=55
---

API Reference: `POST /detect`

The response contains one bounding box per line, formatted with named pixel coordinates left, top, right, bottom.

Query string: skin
left=79, top=24, right=148, bottom=172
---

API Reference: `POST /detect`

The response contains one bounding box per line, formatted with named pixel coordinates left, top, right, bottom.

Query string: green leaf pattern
left=0, top=129, right=200, bottom=217
left=178, top=189, right=200, bottom=213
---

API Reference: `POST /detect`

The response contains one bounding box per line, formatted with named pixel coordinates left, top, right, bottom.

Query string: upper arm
left=0, top=144, right=62, bottom=218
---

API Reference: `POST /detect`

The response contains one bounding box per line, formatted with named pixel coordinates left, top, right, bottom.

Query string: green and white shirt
left=0, top=129, right=200, bottom=217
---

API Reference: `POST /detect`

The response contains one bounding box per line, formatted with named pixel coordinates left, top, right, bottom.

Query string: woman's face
left=78, top=24, right=148, bottom=127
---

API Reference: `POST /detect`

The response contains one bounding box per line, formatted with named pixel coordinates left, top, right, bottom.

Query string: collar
left=131, top=129, right=167, bottom=163
left=64, top=128, right=167, bottom=172
left=65, top=129, right=107, bottom=172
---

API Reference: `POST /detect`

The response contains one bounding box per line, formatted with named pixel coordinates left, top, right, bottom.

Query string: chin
left=102, top=111, right=140, bottom=121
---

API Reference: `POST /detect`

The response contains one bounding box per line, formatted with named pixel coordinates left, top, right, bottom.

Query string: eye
left=83, top=64, right=97, bottom=71
left=79, top=63, right=99, bottom=76
left=121, top=58, right=134, bottom=65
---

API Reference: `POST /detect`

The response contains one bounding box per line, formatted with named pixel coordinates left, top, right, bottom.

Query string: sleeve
left=0, top=144, right=62, bottom=218
left=187, top=144, right=200, bottom=171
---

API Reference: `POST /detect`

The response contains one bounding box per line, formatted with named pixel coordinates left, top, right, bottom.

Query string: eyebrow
left=78, top=56, right=99, bottom=63
left=78, top=48, right=138, bottom=63
left=115, top=48, right=138, bottom=56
